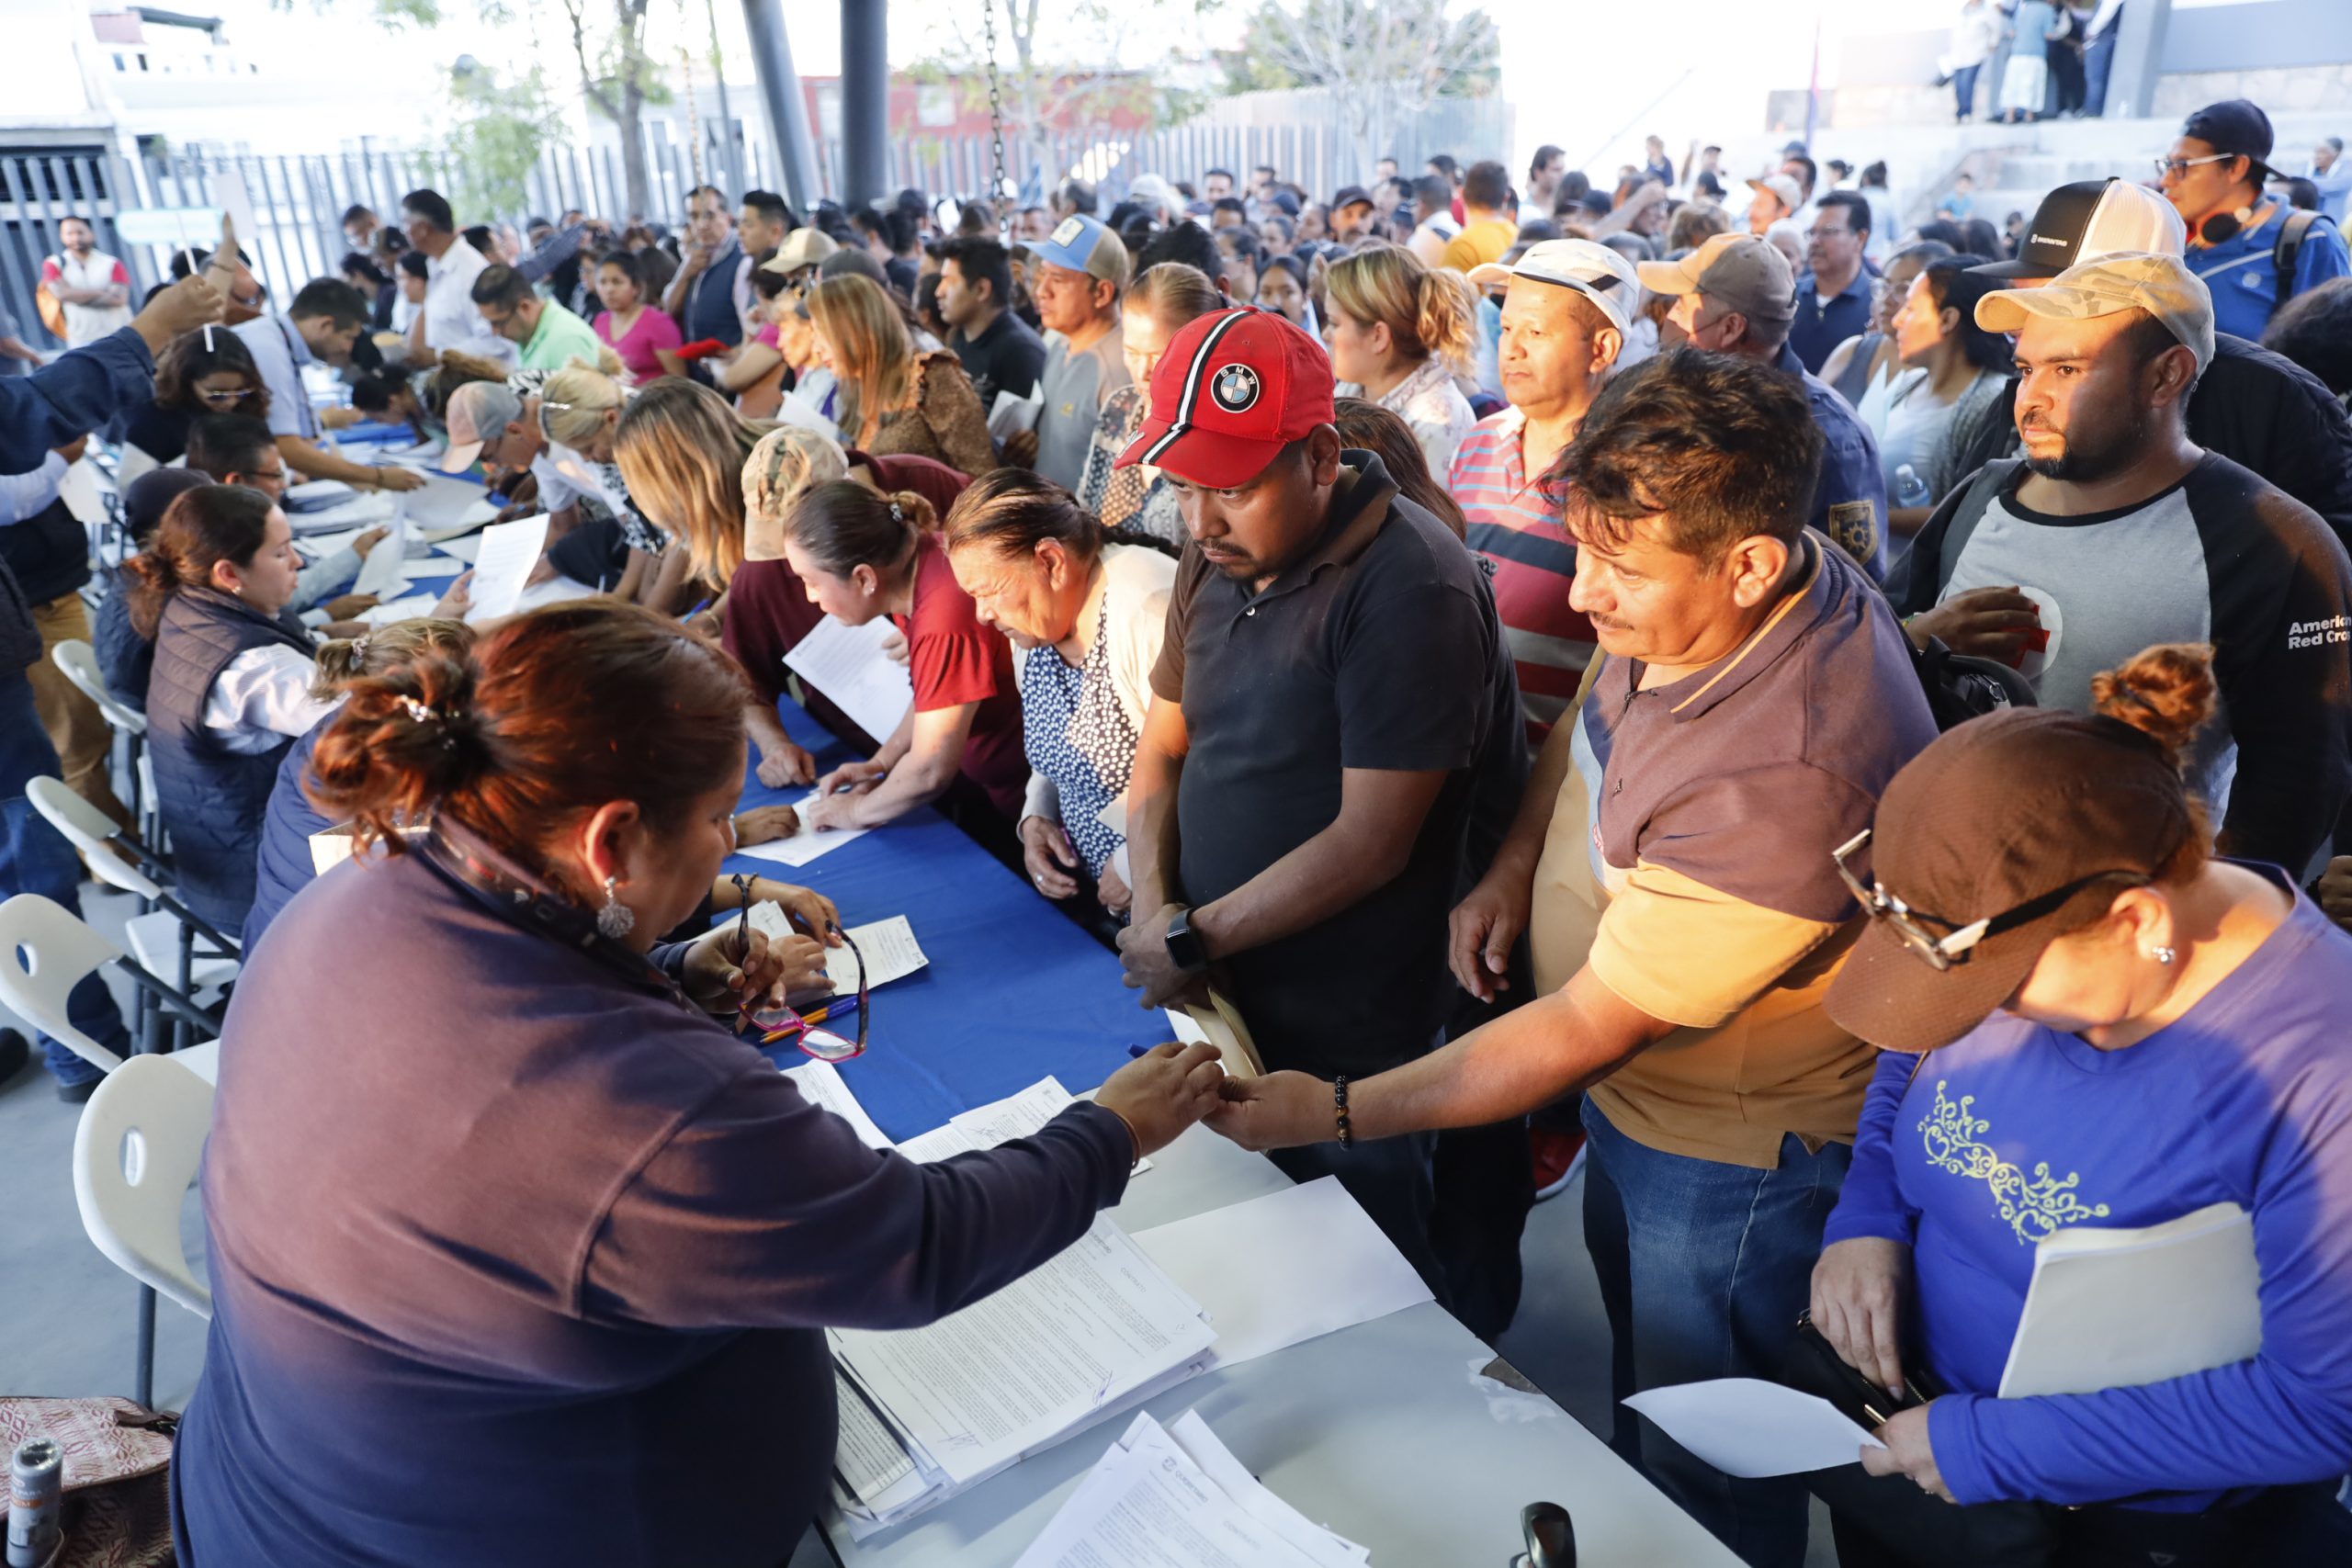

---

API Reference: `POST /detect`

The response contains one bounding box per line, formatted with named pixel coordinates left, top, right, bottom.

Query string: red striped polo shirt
left=1448, top=408, right=1598, bottom=739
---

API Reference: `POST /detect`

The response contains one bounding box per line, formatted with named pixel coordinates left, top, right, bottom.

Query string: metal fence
left=0, top=103, right=1514, bottom=348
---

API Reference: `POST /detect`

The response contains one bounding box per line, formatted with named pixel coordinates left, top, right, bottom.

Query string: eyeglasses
left=730, top=878, right=869, bottom=1061
left=198, top=388, right=255, bottom=403
left=1832, top=829, right=2149, bottom=973
left=2154, top=153, right=2233, bottom=181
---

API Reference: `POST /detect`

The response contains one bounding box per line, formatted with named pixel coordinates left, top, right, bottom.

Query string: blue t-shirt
left=1780, top=342, right=1889, bottom=581
left=2187, top=208, right=2351, bottom=342
left=1824, top=874, right=2352, bottom=1512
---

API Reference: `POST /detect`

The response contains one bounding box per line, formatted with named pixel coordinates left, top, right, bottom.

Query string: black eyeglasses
left=1831, top=829, right=2149, bottom=973
left=731, top=877, right=869, bottom=1060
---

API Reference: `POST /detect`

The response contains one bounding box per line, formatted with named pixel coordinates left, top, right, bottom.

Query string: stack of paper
left=785, top=615, right=914, bottom=743
left=287, top=491, right=401, bottom=534
left=1017, top=1410, right=1368, bottom=1568
left=829, top=1215, right=1220, bottom=1536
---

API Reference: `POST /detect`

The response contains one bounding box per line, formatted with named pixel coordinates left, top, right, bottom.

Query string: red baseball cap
left=1115, top=307, right=1335, bottom=489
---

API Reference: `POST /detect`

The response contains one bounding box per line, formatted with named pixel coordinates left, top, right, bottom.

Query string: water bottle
left=6, top=1438, right=62, bottom=1568
left=1894, top=463, right=1930, bottom=509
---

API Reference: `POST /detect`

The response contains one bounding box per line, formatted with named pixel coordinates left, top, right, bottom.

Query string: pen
left=1127, top=1043, right=1151, bottom=1059
left=686, top=595, right=712, bottom=618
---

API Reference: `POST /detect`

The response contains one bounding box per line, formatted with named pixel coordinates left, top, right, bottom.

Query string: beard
left=2020, top=404, right=2153, bottom=485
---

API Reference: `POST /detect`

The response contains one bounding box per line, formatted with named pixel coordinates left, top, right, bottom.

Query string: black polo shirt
left=950, top=308, right=1047, bottom=407
left=1152, top=452, right=1519, bottom=1077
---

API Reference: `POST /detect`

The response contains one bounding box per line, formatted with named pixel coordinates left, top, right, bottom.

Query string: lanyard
left=276, top=315, right=319, bottom=440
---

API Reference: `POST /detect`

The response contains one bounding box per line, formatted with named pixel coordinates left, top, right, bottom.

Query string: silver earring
left=597, top=874, right=636, bottom=938
left=2149, top=945, right=2177, bottom=965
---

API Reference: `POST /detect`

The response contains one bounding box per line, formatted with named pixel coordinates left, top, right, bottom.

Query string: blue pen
left=686, top=595, right=713, bottom=618
left=1127, top=1043, right=1151, bottom=1059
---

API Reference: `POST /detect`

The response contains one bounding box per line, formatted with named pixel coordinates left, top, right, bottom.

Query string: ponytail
left=785, top=479, right=931, bottom=579
left=2089, top=641, right=2217, bottom=884
left=1326, top=243, right=1477, bottom=374
left=309, top=616, right=473, bottom=701
left=126, top=484, right=275, bottom=639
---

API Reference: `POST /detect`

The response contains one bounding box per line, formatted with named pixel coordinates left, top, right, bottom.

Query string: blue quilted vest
left=92, top=576, right=152, bottom=714
left=242, top=720, right=333, bottom=953
left=147, top=587, right=312, bottom=930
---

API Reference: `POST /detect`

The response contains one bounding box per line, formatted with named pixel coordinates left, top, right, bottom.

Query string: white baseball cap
left=1973, top=178, right=2188, bottom=279
left=1747, top=175, right=1804, bottom=216
left=1976, top=252, right=2216, bottom=374
left=1468, top=239, right=1643, bottom=338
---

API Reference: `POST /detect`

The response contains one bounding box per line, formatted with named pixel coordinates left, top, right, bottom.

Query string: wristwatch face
left=1165, top=910, right=1207, bottom=973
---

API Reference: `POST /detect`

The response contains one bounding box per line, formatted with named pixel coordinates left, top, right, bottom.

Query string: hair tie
left=352, top=635, right=371, bottom=660
left=399, top=694, right=458, bottom=750
left=888, top=499, right=905, bottom=525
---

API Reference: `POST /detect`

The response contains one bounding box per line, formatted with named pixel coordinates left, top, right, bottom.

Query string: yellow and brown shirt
left=1532, top=533, right=1938, bottom=1168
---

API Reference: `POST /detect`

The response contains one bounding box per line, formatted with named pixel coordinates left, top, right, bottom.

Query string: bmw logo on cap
left=1211, top=363, right=1261, bottom=413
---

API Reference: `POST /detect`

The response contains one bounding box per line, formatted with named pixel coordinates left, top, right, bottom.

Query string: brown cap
left=1636, top=232, right=1796, bottom=326
left=1824, top=709, right=2194, bottom=1053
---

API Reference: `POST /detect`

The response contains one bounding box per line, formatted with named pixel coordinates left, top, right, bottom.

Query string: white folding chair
left=0, top=895, right=220, bottom=1077
left=49, top=637, right=154, bottom=848
left=27, top=777, right=237, bottom=1054
left=73, top=1041, right=218, bottom=1406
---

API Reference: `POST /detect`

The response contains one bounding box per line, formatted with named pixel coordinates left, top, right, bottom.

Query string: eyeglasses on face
left=2154, top=153, right=2232, bottom=181
left=198, top=387, right=255, bottom=402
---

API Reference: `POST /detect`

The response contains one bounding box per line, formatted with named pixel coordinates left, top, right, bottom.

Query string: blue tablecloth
left=335, top=420, right=424, bottom=445
left=406, top=547, right=1147, bottom=1142
left=729, top=698, right=1147, bottom=1142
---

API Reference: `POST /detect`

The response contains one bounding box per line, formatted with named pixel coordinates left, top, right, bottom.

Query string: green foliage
left=443, top=63, right=562, bottom=220
left=1222, top=0, right=1500, bottom=100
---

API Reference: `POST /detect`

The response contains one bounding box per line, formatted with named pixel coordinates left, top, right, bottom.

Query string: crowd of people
left=4, top=82, right=2352, bottom=1568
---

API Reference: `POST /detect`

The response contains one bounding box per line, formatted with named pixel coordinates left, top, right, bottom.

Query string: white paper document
left=1134, top=1178, right=1432, bottom=1371
left=829, top=914, right=926, bottom=992
left=435, top=533, right=484, bottom=564
left=989, top=387, right=1045, bottom=442
left=349, top=513, right=410, bottom=599
left=897, top=1077, right=1078, bottom=1164
left=1623, top=1379, right=1883, bottom=1478
left=1998, top=1201, right=2261, bottom=1399
left=830, top=1215, right=1216, bottom=1489
left=731, top=790, right=874, bottom=867
left=287, top=492, right=399, bottom=534
left=463, top=515, right=549, bottom=620
left=780, top=1058, right=893, bottom=1150
left=283, top=479, right=356, bottom=512
left=1016, top=1411, right=1365, bottom=1568
left=359, top=592, right=441, bottom=626
left=784, top=615, right=914, bottom=744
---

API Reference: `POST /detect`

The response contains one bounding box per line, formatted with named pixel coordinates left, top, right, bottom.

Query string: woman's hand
left=767, top=881, right=842, bottom=946
left=815, top=759, right=888, bottom=797
left=1021, top=817, right=1081, bottom=900
left=802, top=790, right=865, bottom=832
left=1811, top=1235, right=1914, bottom=1397
left=1096, top=858, right=1132, bottom=917
left=731, top=804, right=801, bottom=847
left=1092, top=1042, right=1228, bottom=1157
left=1860, top=1404, right=1951, bottom=1503
left=877, top=624, right=910, bottom=666
left=679, top=922, right=826, bottom=1014
left=1203, top=1069, right=1333, bottom=1153
left=431, top=570, right=473, bottom=621
left=351, top=525, right=391, bottom=558
left=322, top=593, right=379, bottom=621
left=755, top=739, right=816, bottom=788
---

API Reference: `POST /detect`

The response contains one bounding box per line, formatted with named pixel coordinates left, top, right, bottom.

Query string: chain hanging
left=982, top=0, right=1009, bottom=237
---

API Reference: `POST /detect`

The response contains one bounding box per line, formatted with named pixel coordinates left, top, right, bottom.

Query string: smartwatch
left=1164, top=906, right=1210, bottom=974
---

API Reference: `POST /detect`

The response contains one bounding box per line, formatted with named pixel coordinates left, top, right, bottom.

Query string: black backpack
left=1910, top=633, right=2037, bottom=731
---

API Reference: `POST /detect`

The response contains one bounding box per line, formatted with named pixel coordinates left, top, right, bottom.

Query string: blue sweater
left=173, top=835, right=1135, bottom=1567
left=1822, top=874, right=2352, bottom=1511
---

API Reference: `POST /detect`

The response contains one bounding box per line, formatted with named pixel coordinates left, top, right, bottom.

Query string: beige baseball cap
left=760, top=228, right=839, bottom=276
left=1975, top=252, right=2215, bottom=374
left=1636, top=231, right=1797, bottom=325
left=1747, top=174, right=1804, bottom=216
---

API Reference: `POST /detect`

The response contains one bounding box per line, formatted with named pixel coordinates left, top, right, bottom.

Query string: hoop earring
left=597, top=874, right=636, bottom=939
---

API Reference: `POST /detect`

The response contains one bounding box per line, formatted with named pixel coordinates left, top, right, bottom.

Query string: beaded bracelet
left=1333, top=1075, right=1353, bottom=1149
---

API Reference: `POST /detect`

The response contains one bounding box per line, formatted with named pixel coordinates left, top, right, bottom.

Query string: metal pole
left=740, top=0, right=823, bottom=213
left=838, top=0, right=888, bottom=209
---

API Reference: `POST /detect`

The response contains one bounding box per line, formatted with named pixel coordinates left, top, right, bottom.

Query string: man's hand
left=1097, top=858, right=1133, bottom=917
left=55, top=435, right=89, bottom=465
left=755, top=739, right=816, bottom=788
left=350, top=525, right=391, bottom=558
left=371, top=465, right=426, bottom=493
left=731, top=803, right=801, bottom=847
left=1906, top=586, right=2042, bottom=665
left=1811, top=1236, right=1913, bottom=1398
left=322, top=593, right=379, bottom=621
left=1203, top=1069, right=1332, bottom=1153
left=815, top=759, right=888, bottom=797
left=1092, top=1042, right=1230, bottom=1157
left=321, top=406, right=363, bottom=431
left=1116, top=902, right=1204, bottom=1010
left=1860, top=1405, right=1951, bottom=1502
left=130, top=276, right=225, bottom=355
left=2316, top=857, right=2352, bottom=932
left=1000, top=428, right=1040, bottom=468
left=1021, top=816, right=1082, bottom=900
left=1448, top=864, right=1532, bottom=1001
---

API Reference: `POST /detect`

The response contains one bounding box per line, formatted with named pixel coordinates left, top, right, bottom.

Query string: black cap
left=1331, top=185, right=1375, bottom=212
left=2182, top=98, right=2278, bottom=181
left=1972, top=179, right=2110, bottom=279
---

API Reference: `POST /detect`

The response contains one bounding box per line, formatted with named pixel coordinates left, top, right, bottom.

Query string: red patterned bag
left=0, top=1397, right=175, bottom=1568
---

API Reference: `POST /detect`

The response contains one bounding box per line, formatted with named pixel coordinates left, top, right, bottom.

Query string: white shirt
left=232, top=313, right=320, bottom=440
left=423, top=240, right=514, bottom=366
left=1406, top=215, right=1461, bottom=268
left=202, top=643, right=334, bottom=753
left=50, top=249, right=132, bottom=347
left=0, top=451, right=67, bottom=523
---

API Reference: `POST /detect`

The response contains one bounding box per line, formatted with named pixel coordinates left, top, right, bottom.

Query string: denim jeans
left=1952, top=63, right=1983, bottom=119
left=0, top=668, right=130, bottom=1085
left=1581, top=1098, right=1851, bottom=1568
left=2083, top=31, right=2116, bottom=117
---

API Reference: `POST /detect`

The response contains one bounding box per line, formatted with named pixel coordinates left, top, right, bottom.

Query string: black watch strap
left=1164, top=906, right=1210, bottom=974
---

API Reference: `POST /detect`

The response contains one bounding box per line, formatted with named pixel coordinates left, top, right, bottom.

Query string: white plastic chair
left=49, top=637, right=153, bottom=846
left=0, top=893, right=129, bottom=1077
left=73, top=1040, right=218, bottom=1406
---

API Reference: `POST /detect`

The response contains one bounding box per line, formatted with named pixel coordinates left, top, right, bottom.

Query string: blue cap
left=1029, top=213, right=1130, bottom=289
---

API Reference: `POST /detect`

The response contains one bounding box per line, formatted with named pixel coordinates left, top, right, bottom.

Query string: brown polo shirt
left=1532, top=533, right=1938, bottom=1167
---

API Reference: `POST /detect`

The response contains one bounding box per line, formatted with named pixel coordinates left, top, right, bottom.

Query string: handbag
left=0, top=1396, right=177, bottom=1568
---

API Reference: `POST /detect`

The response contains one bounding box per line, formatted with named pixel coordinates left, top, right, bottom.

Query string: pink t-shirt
left=594, top=307, right=684, bottom=383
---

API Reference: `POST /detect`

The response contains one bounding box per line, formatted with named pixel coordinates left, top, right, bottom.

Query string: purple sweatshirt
left=1822, top=873, right=2352, bottom=1511
left=172, top=837, right=1134, bottom=1567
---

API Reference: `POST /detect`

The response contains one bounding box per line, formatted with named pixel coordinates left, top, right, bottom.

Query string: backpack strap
left=1933, top=456, right=2024, bottom=595
left=2274, top=209, right=2324, bottom=312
